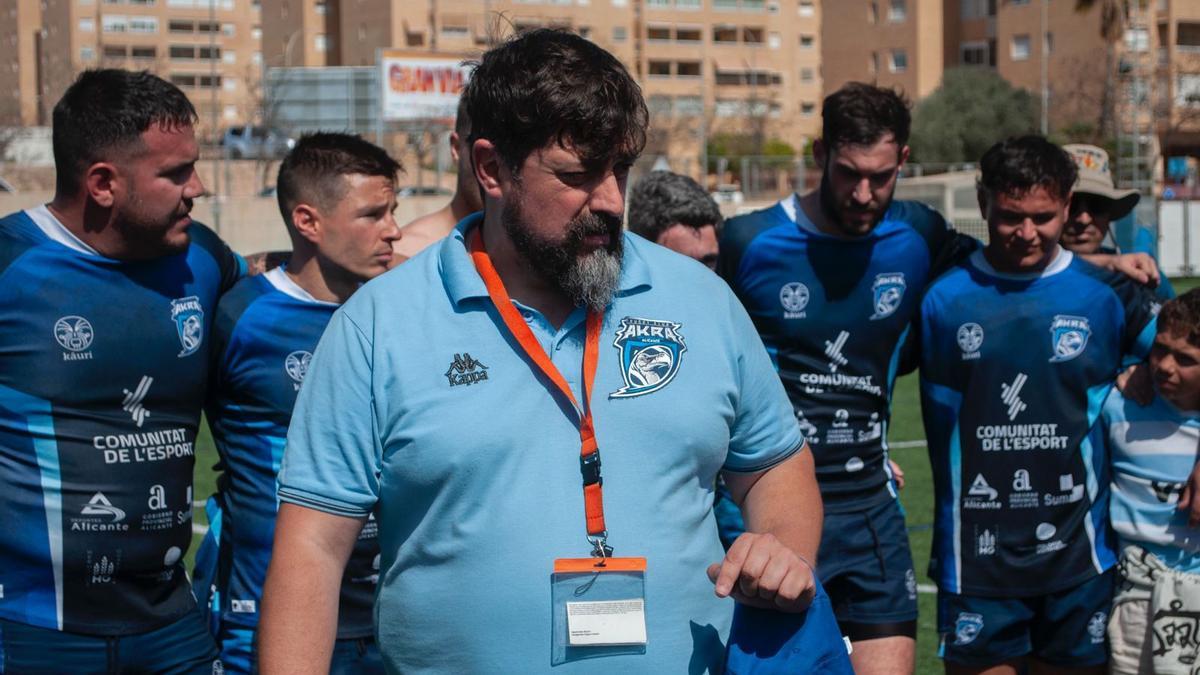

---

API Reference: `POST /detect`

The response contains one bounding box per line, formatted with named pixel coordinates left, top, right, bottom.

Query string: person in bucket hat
left=1062, top=144, right=1174, bottom=300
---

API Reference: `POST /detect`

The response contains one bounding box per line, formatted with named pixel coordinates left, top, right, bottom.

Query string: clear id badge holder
left=551, top=557, right=647, bottom=666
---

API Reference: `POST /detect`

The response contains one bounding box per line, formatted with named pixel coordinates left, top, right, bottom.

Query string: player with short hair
left=0, top=69, right=242, bottom=672
left=716, top=82, right=974, bottom=674
left=627, top=170, right=722, bottom=270
left=194, top=132, right=401, bottom=674
left=919, top=135, right=1158, bottom=674
left=1104, top=288, right=1200, bottom=674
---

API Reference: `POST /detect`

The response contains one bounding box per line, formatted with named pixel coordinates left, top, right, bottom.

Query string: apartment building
left=271, top=0, right=823, bottom=163
left=821, top=0, right=1200, bottom=169
left=2, top=0, right=265, bottom=132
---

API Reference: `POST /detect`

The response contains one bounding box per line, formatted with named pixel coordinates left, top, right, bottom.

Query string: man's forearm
left=258, top=504, right=363, bottom=675
left=732, top=448, right=822, bottom=561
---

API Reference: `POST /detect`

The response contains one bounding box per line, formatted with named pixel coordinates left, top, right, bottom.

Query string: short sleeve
left=723, top=289, right=805, bottom=473
left=277, top=309, right=381, bottom=517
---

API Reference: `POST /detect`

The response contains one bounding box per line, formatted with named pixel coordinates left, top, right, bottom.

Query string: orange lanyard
left=469, top=229, right=611, bottom=557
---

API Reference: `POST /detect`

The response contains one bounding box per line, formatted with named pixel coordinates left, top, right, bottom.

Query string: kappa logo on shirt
left=446, top=353, right=489, bottom=386
left=610, top=317, right=686, bottom=399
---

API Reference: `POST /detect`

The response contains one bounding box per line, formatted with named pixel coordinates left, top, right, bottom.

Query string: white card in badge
left=566, top=599, right=647, bottom=646
left=551, top=558, right=647, bottom=665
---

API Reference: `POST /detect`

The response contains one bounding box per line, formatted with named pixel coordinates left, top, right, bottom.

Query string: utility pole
left=1040, top=0, right=1048, bottom=135
left=209, top=0, right=221, bottom=233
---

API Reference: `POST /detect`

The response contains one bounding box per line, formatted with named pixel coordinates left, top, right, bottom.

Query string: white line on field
left=917, top=584, right=937, bottom=595
left=193, top=523, right=208, bottom=535
left=889, top=440, right=927, bottom=448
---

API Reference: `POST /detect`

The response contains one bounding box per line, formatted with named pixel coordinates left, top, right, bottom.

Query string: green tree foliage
left=909, top=68, right=1038, bottom=164
left=706, top=133, right=795, bottom=158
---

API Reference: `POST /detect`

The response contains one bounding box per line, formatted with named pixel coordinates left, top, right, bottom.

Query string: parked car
left=710, top=184, right=744, bottom=205
left=397, top=186, right=453, bottom=198
left=221, top=126, right=295, bottom=160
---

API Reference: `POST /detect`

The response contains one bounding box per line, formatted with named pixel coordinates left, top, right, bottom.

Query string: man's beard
left=501, top=196, right=624, bottom=313
left=818, top=163, right=893, bottom=236
left=114, top=189, right=192, bottom=256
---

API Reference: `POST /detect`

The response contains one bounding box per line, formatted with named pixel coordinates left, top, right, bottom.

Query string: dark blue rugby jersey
left=205, top=267, right=379, bottom=638
left=919, top=248, right=1158, bottom=596
left=0, top=206, right=243, bottom=634
left=719, top=197, right=973, bottom=512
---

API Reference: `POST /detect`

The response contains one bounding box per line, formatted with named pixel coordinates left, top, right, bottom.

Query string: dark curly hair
left=1158, top=289, right=1200, bottom=348
left=978, top=135, right=1078, bottom=202
left=461, top=29, right=649, bottom=174
left=822, top=82, right=911, bottom=151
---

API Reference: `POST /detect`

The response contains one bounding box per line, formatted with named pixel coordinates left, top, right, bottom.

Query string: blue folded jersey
left=725, top=579, right=853, bottom=674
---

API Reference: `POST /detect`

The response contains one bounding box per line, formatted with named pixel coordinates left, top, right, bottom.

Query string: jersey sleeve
left=277, top=309, right=381, bottom=517
left=190, top=222, right=247, bottom=294
left=722, top=287, right=806, bottom=473
left=1115, top=274, right=1160, bottom=364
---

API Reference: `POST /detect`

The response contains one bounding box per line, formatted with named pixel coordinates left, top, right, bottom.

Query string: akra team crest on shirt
left=869, top=273, right=906, bottom=320
left=1048, top=315, right=1091, bottom=363
left=610, top=316, right=686, bottom=399
left=170, top=296, right=204, bottom=357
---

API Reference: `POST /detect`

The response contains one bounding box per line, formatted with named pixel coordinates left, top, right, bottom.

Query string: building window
left=222, top=22, right=234, bottom=36
left=675, top=96, right=702, bottom=116
left=647, top=25, right=670, bottom=41
left=715, top=99, right=743, bottom=117
left=743, top=27, right=764, bottom=44
left=799, top=34, right=814, bottom=49
left=252, top=51, right=262, bottom=64
left=223, top=49, right=236, bottom=63
left=1011, top=34, right=1031, bottom=61
left=314, top=0, right=326, bottom=13
left=648, top=60, right=671, bottom=77
left=676, top=0, right=699, bottom=7
left=128, top=17, right=158, bottom=33
left=714, top=25, right=738, bottom=43
left=612, top=0, right=627, bottom=6
left=713, top=0, right=737, bottom=8
left=80, top=46, right=96, bottom=60
left=648, top=95, right=672, bottom=115
left=612, top=26, right=626, bottom=41
left=169, top=19, right=192, bottom=32
left=101, top=15, right=127, bottom=32
left=889, top=49, right=907, bottom=72
left=1177, top=74, right=1200, bottom=107
left=889, top=0, right=906, bottom=22
left=768, top=31, right=781, bottom=48
left=1124, top=27, right=1149, bottom=52
left=251, top=26, right=262, bottom=40
left=869, top=51, right=878, bottom=74
left=314, top=34, right=327, bottom=51
left=798, top=0, right=814, bottom=17
left=799, top=67, right=814, bottom=82
left=961, top=41, right=989, bottom=66
left=801, top=102, right=815, bottom=116
left=646, top=0, right=669, bottom=6
left=868, top=1, right=878, bottom=23
left=131, top=45, right=156, bottom=59
left=1011, top=0, right=1029, bottom=4
left=676, top=26, right=701, bottom=41
left=677, top=60, right=701, bottom=77
left=440, top=25, right=468, bottom=38
left=79, top=17, right=95, bottom=31
left=1044, top=31, right=1053, bottom=54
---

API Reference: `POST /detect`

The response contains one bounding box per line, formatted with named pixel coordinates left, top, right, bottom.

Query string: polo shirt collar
left=441, top=211, right=653, bottom=309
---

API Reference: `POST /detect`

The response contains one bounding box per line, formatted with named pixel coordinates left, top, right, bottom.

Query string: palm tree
left=1074, top=0, right=1129, bottom=138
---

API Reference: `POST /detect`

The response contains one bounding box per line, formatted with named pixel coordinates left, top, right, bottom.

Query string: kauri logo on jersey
left=610, top=317, right=686, bottom=399
left=956, top=323, right=984, bottom=359
left=170, top=296, right=204, bottom=357
left=1048, top=315, right=1091, bottom=363
left=54, top=315, right=94, bottom=353
left=285, top=351, right=313, bottom=389
left=779, top=282, right=810, bottom=319
left=869, top=273, right=906, bottom=320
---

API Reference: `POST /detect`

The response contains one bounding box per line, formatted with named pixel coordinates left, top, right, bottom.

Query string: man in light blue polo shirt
left=258, top=29, right=826, bottom=673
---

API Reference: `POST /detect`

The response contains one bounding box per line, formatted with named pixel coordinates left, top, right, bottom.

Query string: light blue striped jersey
left=1104, top=386, right=1200, bottom=572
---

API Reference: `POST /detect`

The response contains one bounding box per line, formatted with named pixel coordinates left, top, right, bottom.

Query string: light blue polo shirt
left=277, top=213, right=805, bottom=673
